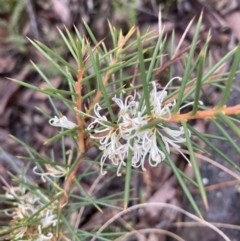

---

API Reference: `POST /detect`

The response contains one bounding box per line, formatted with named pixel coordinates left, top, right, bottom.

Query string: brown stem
left=59, top=35, right=123, bottom=206
left=75, top=67, right=86, bottom=152
left=59, top=67, right=86, bottom=206
left=170, top=105, right=240, bottom=122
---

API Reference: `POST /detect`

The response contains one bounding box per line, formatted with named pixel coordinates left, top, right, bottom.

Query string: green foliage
left=112, top=0, right=138, bottom=27
left=0, top=0, right=27, bottom=51
left=0, top=0, right=17, bottom=14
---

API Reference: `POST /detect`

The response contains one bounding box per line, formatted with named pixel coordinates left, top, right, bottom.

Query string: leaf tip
left=203, top=198, right=209, bottom=211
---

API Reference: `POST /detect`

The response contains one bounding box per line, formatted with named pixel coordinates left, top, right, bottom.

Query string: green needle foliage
left=0, top=0, right=28, bottom=51
left=1, top=17, right=240, bottom=241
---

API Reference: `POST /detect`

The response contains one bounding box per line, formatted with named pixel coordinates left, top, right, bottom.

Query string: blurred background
left=1, top=1, right=240, bottom=240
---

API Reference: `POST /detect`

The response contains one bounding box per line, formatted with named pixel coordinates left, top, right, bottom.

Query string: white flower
left=86, top=103, right=109, bottom=130
left=15, top=203, right=38, bottom=219
left=112, top=94, right=135, bottom=119
left=148, top=77, right=192, bottom=163
left=78, top=77, right=193, bottom=175
left=33, top=164, right=68, bottom=182
left=4, top=184, right=58, bottom=240
left=131, top=129, right=166, bottom=171
left=150, top=77, right=180, bottom=119
left=49, top=116, right=77, bottom=129
left=4, top=185, right=26, bottom=200
left=159, top=126, right=190, bottom=163
left=40, top=209, right=57, bottom=228
left=15, top=226, right=28, bottom=239
left=99, top=132, right=127, bottom=176
left=119, top=112, right=148, bottom=139
left=34, top=225, right=53, bottom=241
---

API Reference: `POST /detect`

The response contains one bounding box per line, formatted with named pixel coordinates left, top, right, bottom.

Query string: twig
left=59, top=66, right=86, bottom=207
left=25, top=0, right=40, bottom=40
left=169, top=105, right=240, bottom=122
left=74, top=173, right=103, bottom=228
left=90, top=202, right=230, bottom=241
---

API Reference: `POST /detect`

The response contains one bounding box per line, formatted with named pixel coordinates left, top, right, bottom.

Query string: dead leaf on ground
left=215, top=0, right=238, bottom=15
left=34, top=76, right=61, bottom=100
left=0, top=68, right=29, bottom=115
left=143, top=178, right=179, bottom=224
left=0, top=56, right=16, bottom=73
left=0, top=80, right=19, bottom=115
left=51, top=0, right=72, bottom=27
left=226, top=11, right=240, bottom=41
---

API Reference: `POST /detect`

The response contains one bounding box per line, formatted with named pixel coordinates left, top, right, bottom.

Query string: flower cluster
left=4, top=184, right=57, bottom=241
left=74, top=78, right=191, bottom=176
